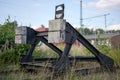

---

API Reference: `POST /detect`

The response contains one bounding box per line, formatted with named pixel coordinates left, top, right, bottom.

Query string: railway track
left=19, top=61, right=118, bottom=75
left=0, top=66, right=119, bottom=80
left=0, top=65, right=119, bottom=75
left=0, top=69, right=19, bottom=74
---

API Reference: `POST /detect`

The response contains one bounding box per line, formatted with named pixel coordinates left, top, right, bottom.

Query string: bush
left=0, top=44, right=30, bottom=64
left=0, top=49, right=19, bottom=64
left=98, top=45, right=120, bottom=67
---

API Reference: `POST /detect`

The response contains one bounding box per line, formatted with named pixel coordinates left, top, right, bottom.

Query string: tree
left=95, top=28, right=104, bottom=34
left=116, top=30, right=120, bottom=33
left=76, top=27, right=94, bottom=35
left=41, top=24, right=45, bottom=28
left=0, top=17, right=17, bottom=45
left=84, top=28, right=92, bottom=35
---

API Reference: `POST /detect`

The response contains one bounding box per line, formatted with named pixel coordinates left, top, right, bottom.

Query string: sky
left=0, top=0, right=120, bottom=30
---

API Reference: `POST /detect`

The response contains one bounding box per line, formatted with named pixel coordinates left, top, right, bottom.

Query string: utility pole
left=80, top=0, right=83, bottom=34
left=104, top=13, right=110, bottom=34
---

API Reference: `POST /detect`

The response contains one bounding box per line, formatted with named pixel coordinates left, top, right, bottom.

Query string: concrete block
left=48, top=19, right=66, bottom=43
left=15, top=27, right=27, bottom=44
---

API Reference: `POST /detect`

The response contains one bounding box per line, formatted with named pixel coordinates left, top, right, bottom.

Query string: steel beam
left=66, top=22, right=114, bottom=66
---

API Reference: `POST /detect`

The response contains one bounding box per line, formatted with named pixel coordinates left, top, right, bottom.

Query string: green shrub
left=0, top=49, right=19, bottom=64
left=81, top=45, right=120, bottom=67
left=108, top=48, right=120, bottom=67
left=0, top=44, right=30, bottom=65
left=98, top=45, right=120, bottom=67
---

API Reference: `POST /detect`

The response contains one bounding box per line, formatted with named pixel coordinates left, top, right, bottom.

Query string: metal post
left=54, top=43, right=72, bottom=71
left=104, top=13, right=110, bottom=34
left=80, top=0, right=83, bottom=34
left=20, top=38, right=37, bottom=62
left=104, top=14, right=106, bottom=34
left=104, top=14, right=107, bottom=34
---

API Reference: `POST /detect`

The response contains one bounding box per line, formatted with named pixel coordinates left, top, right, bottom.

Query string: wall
left=110, top=35, right=120, bottom=48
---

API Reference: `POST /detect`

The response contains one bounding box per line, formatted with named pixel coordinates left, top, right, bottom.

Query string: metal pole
left=104, top=13, right=110, bottom=34
left=104, top=14, right=107, bottom=34
left=80, top=0, right=83, bottom=34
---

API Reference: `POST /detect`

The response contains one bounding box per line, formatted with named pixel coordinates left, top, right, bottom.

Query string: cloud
left=96, top=0, right=120, bottom=9
left=84, top=0, right=120, bottom=10
left=107, top=24, right=120, bottom=30
left=31, top=25, right=39, bottom=29
left=83, top=2, right=95, bottom=7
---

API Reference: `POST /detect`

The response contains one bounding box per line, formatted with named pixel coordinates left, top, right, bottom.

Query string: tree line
left=76, top=27, right=120, bottom=35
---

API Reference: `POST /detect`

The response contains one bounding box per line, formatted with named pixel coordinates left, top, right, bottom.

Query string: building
left=84, top=33, right=120, bottom=48
left=35, top=27, right=48, bottom=32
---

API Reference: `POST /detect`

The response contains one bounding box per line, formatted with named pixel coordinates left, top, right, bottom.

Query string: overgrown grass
left=33, top=46, right=59, bottom=58
left=70, top=45, right=120, bottom=67
left=0, top=44, right=119, bottom=67
left=0, top=44, right=120, bottom=80
left=0, top=44, right=30, bottom=68
left=98, top=45, right=120, bottom=67
left=0, top=68, right=120, bottom=80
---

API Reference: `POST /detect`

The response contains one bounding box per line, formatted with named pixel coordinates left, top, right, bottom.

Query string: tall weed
left=0, top=44, right=30, bottom=65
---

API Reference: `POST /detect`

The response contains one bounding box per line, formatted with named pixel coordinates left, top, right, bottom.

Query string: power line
left=83, top=13, right=110, bottom=20
left=83, top=13, right=110, bottom=34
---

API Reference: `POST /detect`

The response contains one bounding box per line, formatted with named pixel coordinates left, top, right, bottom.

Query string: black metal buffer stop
left=15, top=4, right=114, bottom=72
